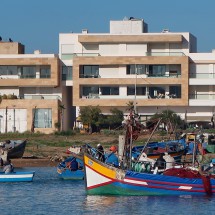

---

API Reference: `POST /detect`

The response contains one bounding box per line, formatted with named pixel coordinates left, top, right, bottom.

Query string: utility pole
left=0, top=115, right=3, bottom=133
left=5, top=106, right=8, bottom=133
left=13, top=105, right=16, bottom=132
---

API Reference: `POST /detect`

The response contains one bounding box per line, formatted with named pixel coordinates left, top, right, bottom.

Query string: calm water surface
left=0, top=167, right=214, bottom=215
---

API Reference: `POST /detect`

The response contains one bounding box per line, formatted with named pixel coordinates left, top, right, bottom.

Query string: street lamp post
left=0, top=115, right=3, bottom=133
left=13, top=105, right=16, bottom=132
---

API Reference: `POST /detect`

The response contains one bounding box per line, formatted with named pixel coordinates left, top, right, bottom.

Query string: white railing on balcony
left=189, top=94, right=215, bottom=100
left=81, top=95, right=180, bottom=100
left=23, top=95, right=62, bottom=100
left=61, top=53, right=100, bottom=60
left=189, top=73, right=215, bottom=79
left=146, top=52, right=185, bottom=56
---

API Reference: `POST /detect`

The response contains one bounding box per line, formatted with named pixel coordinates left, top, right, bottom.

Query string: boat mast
left=134, top=65, right=137, bottom=113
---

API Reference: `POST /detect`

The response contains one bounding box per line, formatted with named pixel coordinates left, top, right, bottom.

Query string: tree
left=59, top=104, right=65, bottom=131
left=31, top=106, right=37, bottom=133
left=107, top=108, right=124, bottom=129
left=150, top=109, right=183, bottom=137
left=79, top=106, right=102, bottom=133
left=126, top=101, right=135, bottom=112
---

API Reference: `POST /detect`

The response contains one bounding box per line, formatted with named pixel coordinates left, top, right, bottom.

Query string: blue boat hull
left=57, top=156, right=84, bottom=180
left=58, top=169, right=84, bottom=180
left=0, top=171, right=35, bottom=182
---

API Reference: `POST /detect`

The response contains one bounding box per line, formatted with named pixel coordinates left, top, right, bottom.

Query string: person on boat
left=154, top=154, right=166, bottom=169
left=1, top=159, right=14, bottom=174
left=96, top=144, right=105, bottom=162
left=105, top=145, right=119, bottom=167
left=67, top=158, right=79, bottom=171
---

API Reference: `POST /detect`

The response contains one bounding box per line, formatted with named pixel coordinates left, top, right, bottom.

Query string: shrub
left=2, top=94, right=7, bottom=99
left=54, top=130, right=76, bottom=136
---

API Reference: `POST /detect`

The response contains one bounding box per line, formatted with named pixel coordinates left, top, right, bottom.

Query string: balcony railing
left=23, top=95, right=62, bottom=100
left=189, top=73, right=215, bottom=79
left=61, top=53, right=100, bottom=60
left=148, top=74, right=181, bottom=78
left=79, top=74, right=100, bottom=78
left=146, top=52, right=185, bottom=56
left=74, top=53, right=100, bottom=57
left=81, top=94, right=180, bottom=99
left=189, top=94, right=215, bottom=100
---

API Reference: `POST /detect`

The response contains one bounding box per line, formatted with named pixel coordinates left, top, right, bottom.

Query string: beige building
left=0, top=41, right=62, bottom=133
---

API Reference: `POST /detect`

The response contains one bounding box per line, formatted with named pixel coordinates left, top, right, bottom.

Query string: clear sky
left=1, top=0, right=215, bottom=54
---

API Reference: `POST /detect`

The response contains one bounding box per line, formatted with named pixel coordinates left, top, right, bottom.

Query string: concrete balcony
left=189, top=94, right=215, bottom=106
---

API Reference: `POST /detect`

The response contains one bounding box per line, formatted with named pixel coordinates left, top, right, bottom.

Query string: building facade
left=60, top=17, right=215, bottom=127
left=0, top=42, right=62, bottom=133
left=1, top=18, right=215, bottom=134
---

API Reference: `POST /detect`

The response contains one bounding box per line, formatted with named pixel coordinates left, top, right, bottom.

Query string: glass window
left=149, top=65, right=166, bottom=76
left=40, top=66, right=50, bottom=78
left=169, top=85, right=181, bottom=98
left=19, top=66, right=36, bottom=79
left=127, top=86, right=146, bottom=95
left=0, top=66, right=17, bottom=75
left=62, top=66, right=72, bottom=80
left=127, top=65, right=145, bottom=75
left=80, top=65, right=99, bottom=78
left=82, top=86, right=99, bottom=96
left=148, top=86, right=165, bottom=98
left=100, top=87, right=119, bottom=95
left=34, top=108, right=52, bottom=128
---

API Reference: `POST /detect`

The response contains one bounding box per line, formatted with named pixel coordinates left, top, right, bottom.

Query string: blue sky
left=1, top=0, right=215, bottom=54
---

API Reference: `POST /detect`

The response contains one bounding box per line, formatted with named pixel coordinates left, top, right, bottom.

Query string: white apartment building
left=59, top=17, right=215, bottom=128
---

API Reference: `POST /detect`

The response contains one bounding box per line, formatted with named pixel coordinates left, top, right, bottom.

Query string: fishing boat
left=83, top=111, right=215, bottom=196
left=0, top=139, right=27, bottom=159
left=0, top=171, right=35, bottom=182
left=57, top=156, right=84, bottom=180
left=84, top=153, right=215, bottom=196
left=132, top=139, right=187, bottom=161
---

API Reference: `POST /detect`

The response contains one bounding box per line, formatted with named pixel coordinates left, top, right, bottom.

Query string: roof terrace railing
left=146, top=52, right=185, bottom=56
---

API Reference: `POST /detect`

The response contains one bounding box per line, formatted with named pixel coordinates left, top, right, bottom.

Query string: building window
left=40, top=66, right=51, bottom=78
left=62, top=66, right=72, bottom=80
left=148, top=86, right=165, bottom=98
left=82, top=86, right=99, bottom=97
left=169, top=85, right=181, bottom=98
left=149, top=65, right=166, bottom=77
left=80, top=65, right=99, bottom=78
left=127, top=86, right=146, bottom=95
left=34, top=108, right=52, bottom=128
left=100, top=87, right=119, bottom=95
left=126, top=65, right=146, bottom=75
left=19, top=66, right=36, bottom=79
left=0, top=66, right=17, bottom=75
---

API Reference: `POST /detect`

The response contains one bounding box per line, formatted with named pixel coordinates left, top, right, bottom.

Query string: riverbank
left=12, top=158, right=59, bottom=167
left=5, top=131, right=185, bottom=167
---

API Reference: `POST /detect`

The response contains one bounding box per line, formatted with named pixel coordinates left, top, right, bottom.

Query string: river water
left=0, top=167, right=214, bottom=215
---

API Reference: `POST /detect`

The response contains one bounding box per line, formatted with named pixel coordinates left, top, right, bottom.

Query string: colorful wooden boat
left=132, top=139, right=187, bottom=161
left=0, top=171, right=35, bottom=182
left=83, top=110, right=215, bottom=196
left=57, top=156, right=84, bottom=180
left=84, top=153, right=215, bottom=196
